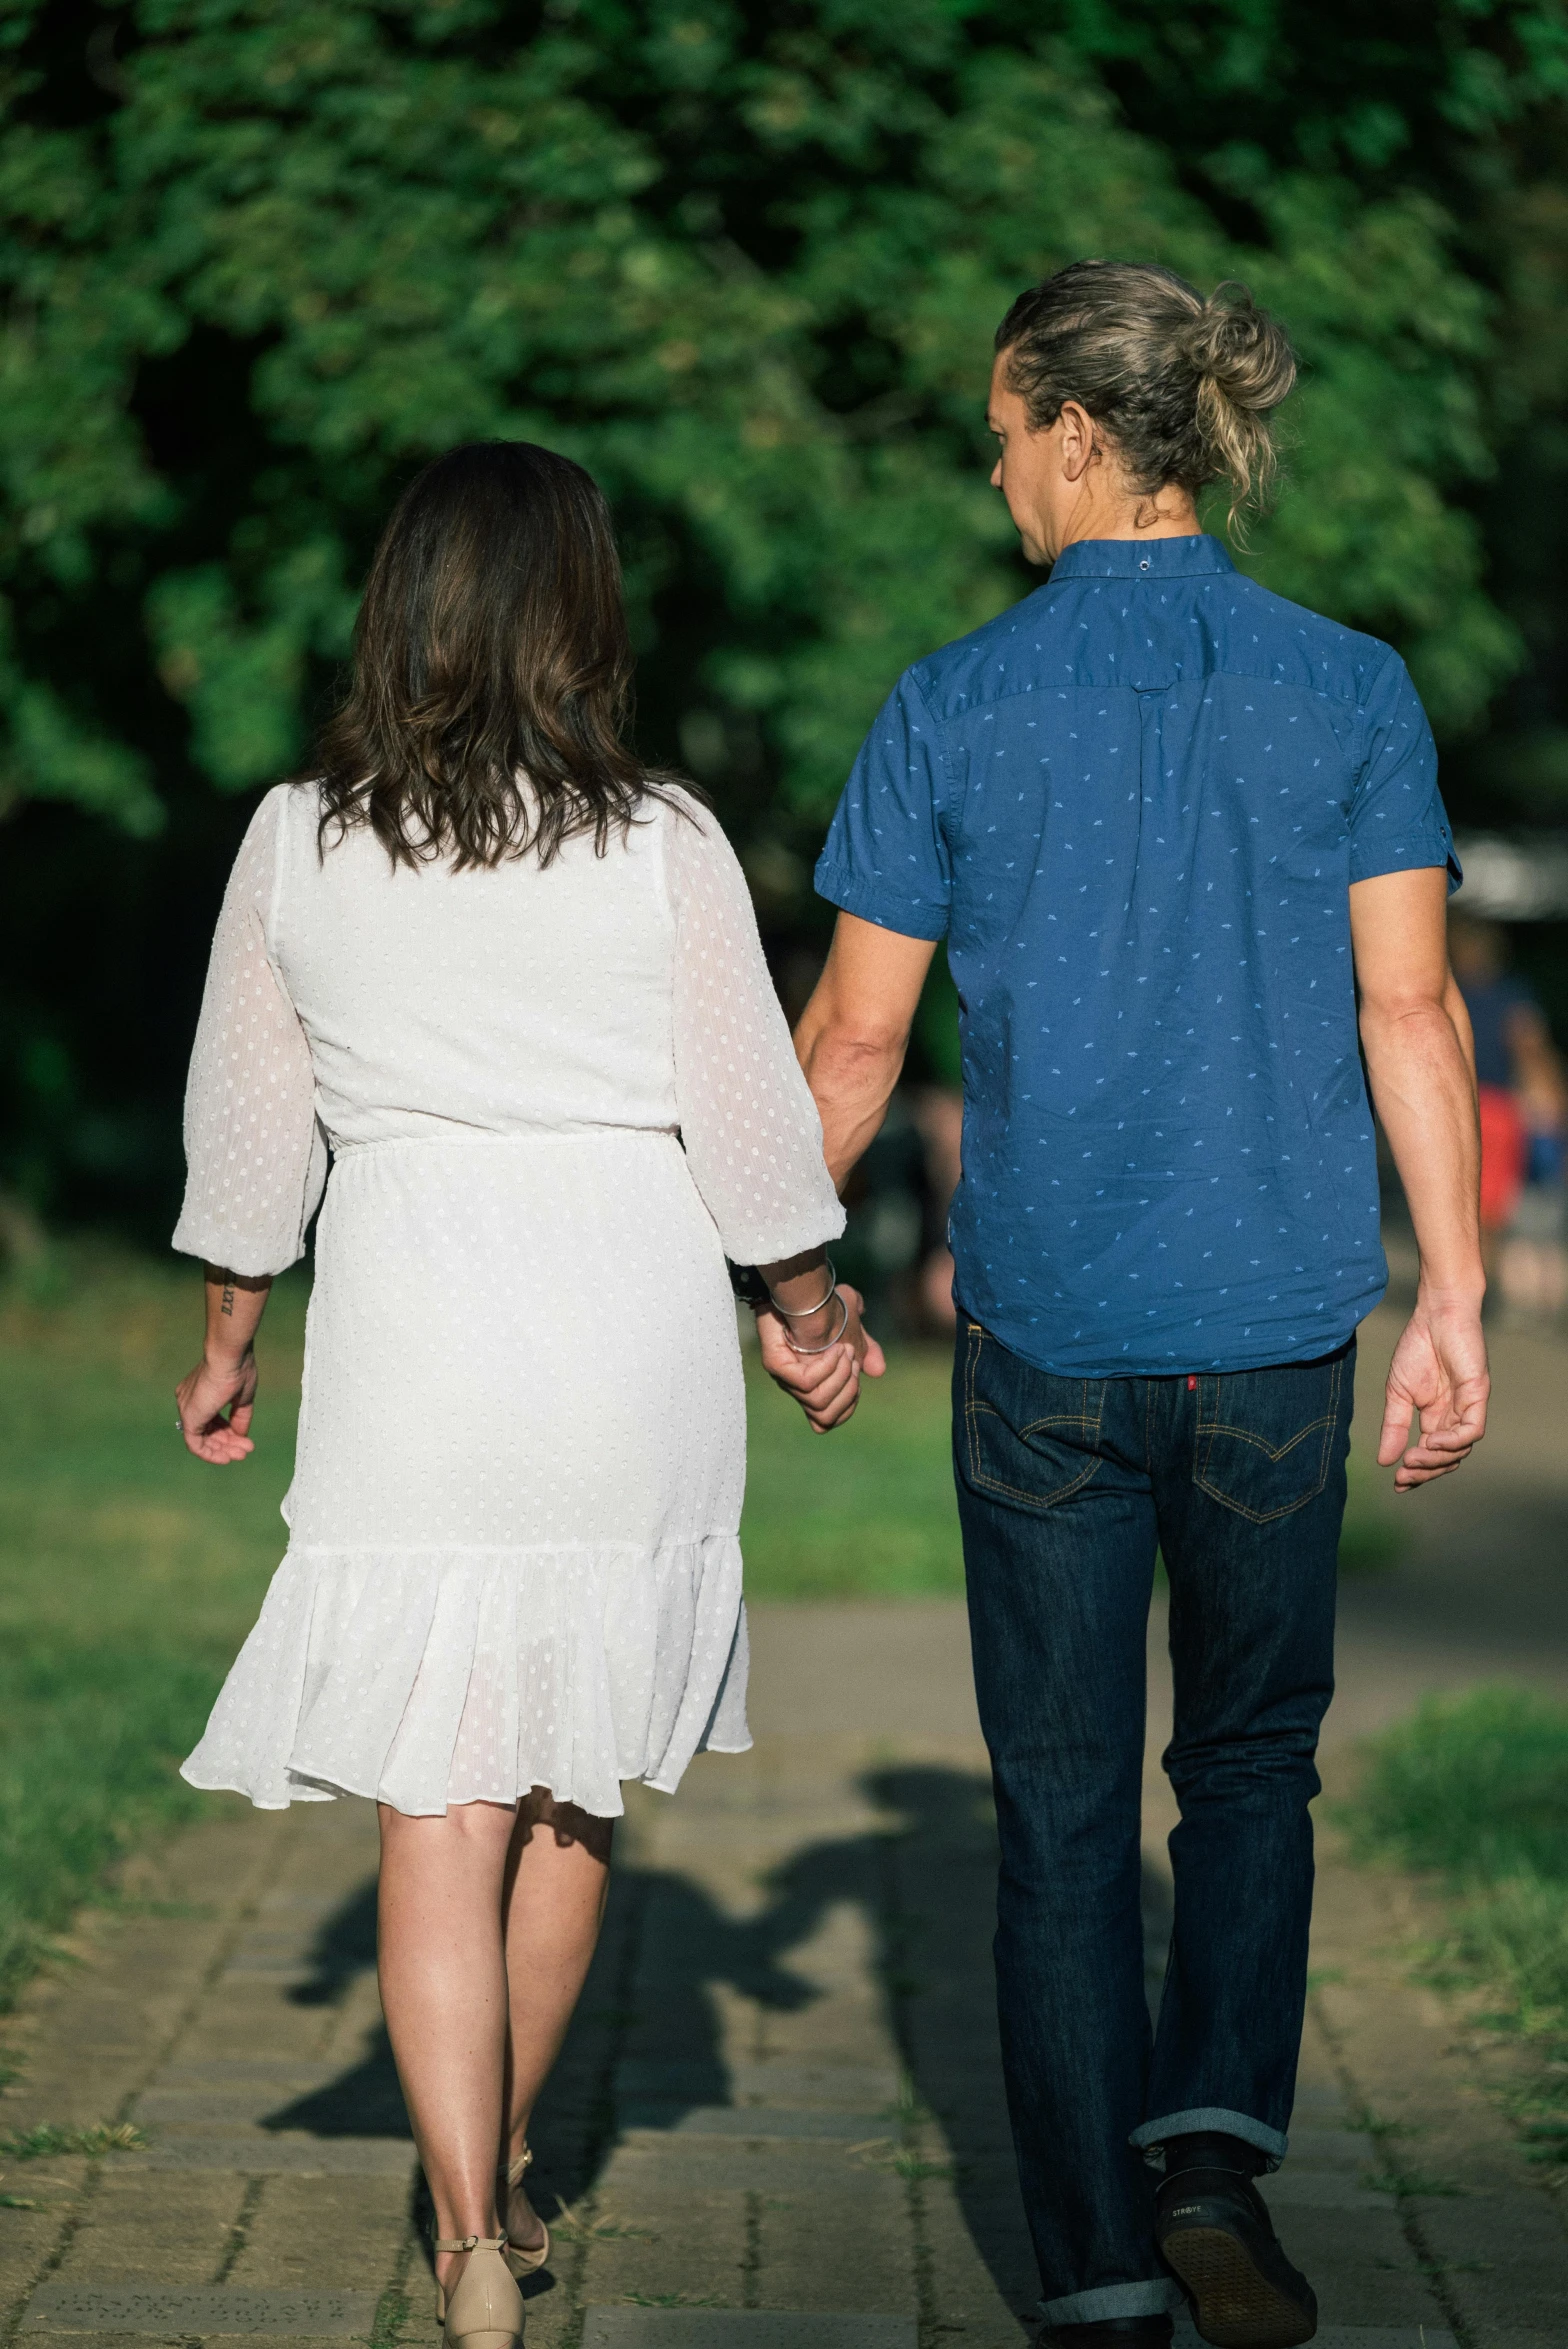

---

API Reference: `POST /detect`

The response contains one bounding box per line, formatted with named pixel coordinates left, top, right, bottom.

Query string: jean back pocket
left=1193, top=1346, right=1350, bottom=1523
left=961, top=1323, right=1106, bottom=1513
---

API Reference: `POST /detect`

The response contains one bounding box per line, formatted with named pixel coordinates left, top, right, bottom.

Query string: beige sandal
left=432, top=2233, right=524, bottom=2349
left=499, top=2146, right=550, bottom=2279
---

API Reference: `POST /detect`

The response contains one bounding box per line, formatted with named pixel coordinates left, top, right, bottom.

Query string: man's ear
left=1057, top=400, right=1098, bottom=484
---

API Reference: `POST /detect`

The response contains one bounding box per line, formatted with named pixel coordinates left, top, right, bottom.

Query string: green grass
left=1348, top=1686, right=1568, bottom=1888
left=0, top=1246, right=1401, bottom=2012
left=740, top=1344, right=964, bottom=1599
left=1342, top=1685, right=1568, bottom=2161
left=0, top=1246, right=309, bottom=2004
left=1338, top=1444, right=1404, bottom=1574
left=0, top=2122, right=146, bottom=2159
left=740, top=1338, right=1402, bottom=1594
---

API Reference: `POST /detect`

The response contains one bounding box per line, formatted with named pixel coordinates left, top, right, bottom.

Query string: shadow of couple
left=264, top=1764, right=1173, bottom=2325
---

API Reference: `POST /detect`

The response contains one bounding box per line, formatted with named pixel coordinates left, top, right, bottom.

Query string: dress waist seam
left=330, top=1126, right=681, bottom=1158
left=285, top=1535, right=740, bottom=1558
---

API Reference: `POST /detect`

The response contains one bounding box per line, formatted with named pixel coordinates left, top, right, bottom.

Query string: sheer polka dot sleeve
left=664, top=794, right=845, bottom=1267
left=172, top=786, right=326, bottom=1276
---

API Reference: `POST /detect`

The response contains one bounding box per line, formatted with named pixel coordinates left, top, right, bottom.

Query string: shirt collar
left=1047, top=533, right=1236, bottom=582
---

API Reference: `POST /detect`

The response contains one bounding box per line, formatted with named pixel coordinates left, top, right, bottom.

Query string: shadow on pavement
left=253, top=1763, right=1175, bottom=2323
left=288, top=1879, right=379, bottom=2006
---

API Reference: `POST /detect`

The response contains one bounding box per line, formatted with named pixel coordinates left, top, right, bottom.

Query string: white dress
left=174, top=781, right=844, bottom=1818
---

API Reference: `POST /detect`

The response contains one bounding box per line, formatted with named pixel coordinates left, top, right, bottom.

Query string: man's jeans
left=953, top=1318, right=1354, bottom=2327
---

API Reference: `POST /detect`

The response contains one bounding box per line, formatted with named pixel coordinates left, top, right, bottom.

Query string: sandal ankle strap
left=500, top=2144, right=533, bottom=2188
left=432, top=2234, right=509, bottom=2255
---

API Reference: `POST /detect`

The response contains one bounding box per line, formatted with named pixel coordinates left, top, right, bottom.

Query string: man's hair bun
left=995, top=262, right=1298, bottom=525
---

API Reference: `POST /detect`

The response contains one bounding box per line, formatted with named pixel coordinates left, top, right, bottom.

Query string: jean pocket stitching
left=1195, top=1433, right=1332, bottom=1520
left=1194, top=1459, right=1330, bottom=1521
left=964, top=1340, right=1105, bottom=1511
left=966, top=1415, right=1104, bottom=1511
left=963, top=1324, right=985, bottom=1484
left=965, top=1396, right=1102, bottom=1512
left=1196, top=1411, right=1337, bottom=1458
left=1194, top=1357, right=1341, bottom=1520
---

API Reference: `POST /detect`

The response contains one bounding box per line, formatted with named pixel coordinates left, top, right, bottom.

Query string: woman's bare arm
left=754, top=1245, right=886, bottom=1434
left=175, top=1266, right=272, bottom=1465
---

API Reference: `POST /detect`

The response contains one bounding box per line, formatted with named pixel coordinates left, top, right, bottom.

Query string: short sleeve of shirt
left=814, top=668, right=952, bottom=941
left=1349, top=648, right=1461, bottom=891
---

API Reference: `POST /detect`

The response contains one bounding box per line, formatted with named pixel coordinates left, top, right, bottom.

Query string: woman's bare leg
left=499, top=1789, right=614, bottom=2251
left=377, top=1800, right=518, bottom=2299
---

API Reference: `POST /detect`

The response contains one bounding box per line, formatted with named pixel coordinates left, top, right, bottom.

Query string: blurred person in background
left=765, top=262, right=1488, bottom=2349
left=1448, top=909, right=1568, bottom=1315
left=168, top=443, right=871, bottom=2349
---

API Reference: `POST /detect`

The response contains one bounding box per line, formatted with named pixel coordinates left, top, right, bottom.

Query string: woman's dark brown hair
left=315, top=440, right=677, bottom=870
left=996, top=261, right=1297, bottom=526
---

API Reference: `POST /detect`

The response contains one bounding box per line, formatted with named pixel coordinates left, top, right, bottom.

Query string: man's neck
left=1056, top=488, right=1202, bottom=551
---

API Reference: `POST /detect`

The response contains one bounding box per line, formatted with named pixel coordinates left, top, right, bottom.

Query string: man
left=760, top=262, right=1488, bottom=2348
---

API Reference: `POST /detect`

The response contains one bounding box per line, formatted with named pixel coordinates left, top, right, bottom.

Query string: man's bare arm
left=793, top=913, right=937, bottom=1184
left=751, top=913, right=935, bottom=1415
left=1350, top=866, right=1488, bottom=1489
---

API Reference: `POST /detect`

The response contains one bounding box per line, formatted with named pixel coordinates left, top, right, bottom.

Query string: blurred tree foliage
left=2, top=0, right=1566, bottom=1228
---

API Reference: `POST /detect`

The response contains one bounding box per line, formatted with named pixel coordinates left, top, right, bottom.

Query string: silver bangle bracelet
left=766, top=1257, right=838, bottom=1318
left=784, top=1289, right=850, bottom=1355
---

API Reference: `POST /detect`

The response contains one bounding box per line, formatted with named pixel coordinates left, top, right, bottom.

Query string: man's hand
left=756, top=1285, right=886, bottom=1432
left=1377, top=1296, right=1489, bottom=1490
left=1352, top=869, right=1489, bottom=1492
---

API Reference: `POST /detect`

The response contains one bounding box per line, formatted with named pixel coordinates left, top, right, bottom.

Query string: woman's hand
left=176, top=1266, right=274, bottom=1464
left=756, top=1283, right=885, bottom=1432
left=176, top=1348, right=259, bottom=1463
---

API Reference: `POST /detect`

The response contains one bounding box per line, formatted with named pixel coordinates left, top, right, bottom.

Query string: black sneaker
left=1156, top=2159, right=1317, bottom=2347
left=1038, top=2321, right=1174, bottom=2348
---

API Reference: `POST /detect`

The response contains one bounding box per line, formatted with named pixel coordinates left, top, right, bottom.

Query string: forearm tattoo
left=219, top=1277, right=236, bottom=1319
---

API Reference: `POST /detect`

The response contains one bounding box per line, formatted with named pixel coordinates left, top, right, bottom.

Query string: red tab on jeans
left=1187, top=1375, right=1197, bottom=1391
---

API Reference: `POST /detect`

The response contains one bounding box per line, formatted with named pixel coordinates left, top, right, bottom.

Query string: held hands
left=1377, top=1292, right=1490, bottom=1491
left=756, top=1284, right=885, bottom=1432
left=175, top=1348, right=259, bottom=1465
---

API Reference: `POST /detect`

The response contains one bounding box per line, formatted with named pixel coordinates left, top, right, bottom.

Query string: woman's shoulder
left=223, top=780, right=298, bottom=890
left=646, top=778, right=715, bottom=832
left=238, top=777, right=324, bottom=856
left=646, top=781, right=742, bottom=887
left=237, top=779, right=350, bottom=925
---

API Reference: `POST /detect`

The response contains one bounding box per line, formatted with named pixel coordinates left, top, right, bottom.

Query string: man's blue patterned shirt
left=816, top=534, right=1457, bottom=1376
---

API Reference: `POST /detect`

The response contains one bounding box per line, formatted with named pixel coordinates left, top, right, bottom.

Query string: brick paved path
left=0, top=1594, right=1561, bottom=2349
left=3, top=1303, right=1567, bottom=2347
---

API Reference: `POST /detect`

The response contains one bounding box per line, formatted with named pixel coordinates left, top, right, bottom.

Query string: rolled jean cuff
left=1040, top=2277, right=1187, bottom=2326
left=1130, top=2106, right=1289, bottom=2173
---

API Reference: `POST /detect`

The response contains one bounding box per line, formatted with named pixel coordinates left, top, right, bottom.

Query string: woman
left=171, top=442, right=870, bottom=2349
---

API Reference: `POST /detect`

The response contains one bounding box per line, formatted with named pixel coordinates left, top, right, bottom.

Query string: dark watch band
left=726, top=1260, right=771, bottom=1309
